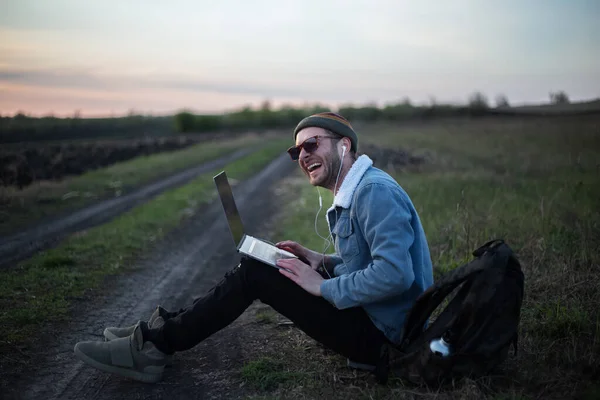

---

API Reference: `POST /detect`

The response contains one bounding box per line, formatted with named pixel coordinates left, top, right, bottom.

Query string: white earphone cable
left=313, top=143, right=346, bottom=278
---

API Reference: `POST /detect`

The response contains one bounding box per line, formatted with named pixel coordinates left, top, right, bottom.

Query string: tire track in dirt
left=0, top=148, right=255, bottom=268
left=14, top=153, right=297, bottom=400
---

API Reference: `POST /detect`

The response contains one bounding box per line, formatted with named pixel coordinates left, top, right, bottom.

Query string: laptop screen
left=214, top=171, right=244, bottom=245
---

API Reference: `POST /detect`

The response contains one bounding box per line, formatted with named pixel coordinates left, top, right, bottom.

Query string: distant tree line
left=173, top=95, right=500, bottom=134
left=1, top=90, right=590, bottom=142
left=172, top=90, right=577, bottom=133
left=0, top=114, right=174, bottom=143
left=173, top=102, right=330, bottom=133
left=549, top=91, right=570, bottom=105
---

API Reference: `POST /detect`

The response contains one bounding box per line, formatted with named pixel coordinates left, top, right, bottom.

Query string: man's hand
left=276, top=240, right=325, bottom=271
left=277, top=258, right=325, bottom=297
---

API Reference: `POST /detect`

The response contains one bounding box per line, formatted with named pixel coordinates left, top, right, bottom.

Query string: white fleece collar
left=327, top=154, right=373, bottom=213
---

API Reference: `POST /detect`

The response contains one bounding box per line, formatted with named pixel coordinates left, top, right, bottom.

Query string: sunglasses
left=287, top=136, right=341, bottom=161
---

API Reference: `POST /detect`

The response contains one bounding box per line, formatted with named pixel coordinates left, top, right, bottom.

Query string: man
left=74, top=112, right=434, bottom=383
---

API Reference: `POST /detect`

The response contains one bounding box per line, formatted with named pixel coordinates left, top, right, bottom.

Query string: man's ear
left=337, top=138, right=350, bottom=159
left=342, top=137, right=351, bottom=153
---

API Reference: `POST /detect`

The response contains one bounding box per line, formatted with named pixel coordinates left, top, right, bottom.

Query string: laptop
left=213, top=171, right=297, bottom=269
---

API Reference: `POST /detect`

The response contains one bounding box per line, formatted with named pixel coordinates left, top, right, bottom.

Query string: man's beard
left=319, top=150, right=342, bottom=190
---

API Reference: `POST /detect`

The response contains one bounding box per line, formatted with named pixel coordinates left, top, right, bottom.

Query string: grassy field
left=3, top=115, right=597, bottom=398
left=254, top=115, right=600, bottom=399
left=0, top=137, right=289, bottom=350
left=0, top=133, right=271, bottom=236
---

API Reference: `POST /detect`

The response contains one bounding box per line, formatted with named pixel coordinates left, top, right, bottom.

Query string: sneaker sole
left=74, top=344, right=163, bottom=383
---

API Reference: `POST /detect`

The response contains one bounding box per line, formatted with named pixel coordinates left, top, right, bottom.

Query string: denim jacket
left=320, top=155, right=434, bottom=344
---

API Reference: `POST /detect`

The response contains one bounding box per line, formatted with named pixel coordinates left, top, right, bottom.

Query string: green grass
left=272, top=178, right=333, bottom=252
left=0, top=133, right=268, bottom=236
left=241, top=357, right=311, bottom=391
left=255, top=309, right=277, bottom=324
left=267, top=116, right=600, bottom=399
left=0, top=138, right=289, bottom=346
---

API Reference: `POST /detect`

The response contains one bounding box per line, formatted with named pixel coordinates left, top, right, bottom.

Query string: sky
left=0, top=0, right=599, bottom=116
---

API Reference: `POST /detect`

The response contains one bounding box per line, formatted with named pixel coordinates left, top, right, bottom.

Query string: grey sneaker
left=103, top=306, right=167, bottom=341
left=74, top=321, right=167, bottom=383
left=104, top=308, right=173, bottom=366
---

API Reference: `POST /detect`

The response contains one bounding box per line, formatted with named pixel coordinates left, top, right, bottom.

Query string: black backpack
left=375, top=239, right=525, bottom=386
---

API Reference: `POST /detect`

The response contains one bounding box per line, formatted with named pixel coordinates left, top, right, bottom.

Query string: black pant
left=145, top=257, right=389, bottom=365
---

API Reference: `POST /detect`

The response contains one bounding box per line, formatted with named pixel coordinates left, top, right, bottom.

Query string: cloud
left=0, top=68, right=313, bottom=98
left=0, top=68, right=107, bottom=89
left=0, top=67, right=421, bottom=100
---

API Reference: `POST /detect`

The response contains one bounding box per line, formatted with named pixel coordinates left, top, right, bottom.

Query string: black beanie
left=293, top=112, right=358, bottom=152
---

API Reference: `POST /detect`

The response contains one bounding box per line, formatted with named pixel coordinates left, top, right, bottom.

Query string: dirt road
left=9, top=153, right=298, bottom=400
left=0, top=148, right=254, bottom=268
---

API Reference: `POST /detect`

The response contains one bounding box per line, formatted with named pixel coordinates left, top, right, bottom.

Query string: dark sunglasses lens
left=287, top=147, right=300, bottom=160
left=303, top=137, right=319, bottom=152
left=288, top=137, right=320, bottom=161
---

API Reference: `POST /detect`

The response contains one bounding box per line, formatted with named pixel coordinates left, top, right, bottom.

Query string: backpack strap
left=473, top=239, right=506, bottom=257
left=399, top=239, right=513, bottom=352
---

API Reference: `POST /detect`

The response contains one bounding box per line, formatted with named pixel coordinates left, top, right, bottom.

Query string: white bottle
left=430, top=337, right=451, bottom=357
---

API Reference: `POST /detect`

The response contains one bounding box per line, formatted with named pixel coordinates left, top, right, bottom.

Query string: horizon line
left=3, top=95, right=600, bottom=119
